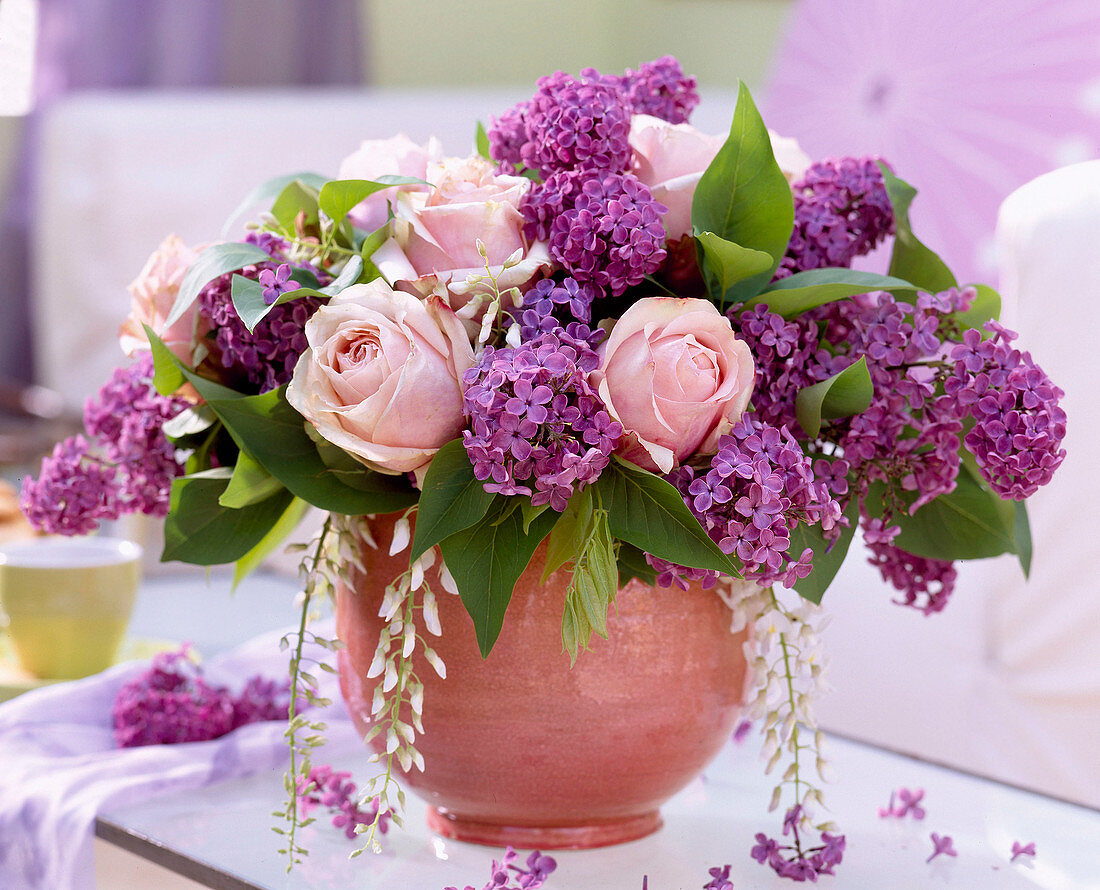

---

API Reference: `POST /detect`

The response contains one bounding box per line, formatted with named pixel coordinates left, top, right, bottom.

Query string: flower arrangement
left=21, top=56, right=1066, bottom=881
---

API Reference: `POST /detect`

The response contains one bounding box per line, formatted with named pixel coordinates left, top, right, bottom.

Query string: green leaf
left=596, top=458, right=740, bottom=577
left=691, top=81, right=794, bottom=303
left=616, top=541, right=657, bottom=586
left=147, top=325, right=187, bottom=396
left=954, top=283, right=1001, bottom=334
left=879, top=164, right=958, bottom=294
left=318, top=176, right=430, bottom=228
left=202, top=386, right=418, bottom=515
left=233, top=497, right=311, bottom=589
left=163, top=469, right=294, bottom=566
left=219, top=449, right=284, bottom=508
left=270, top=179, right=320, bottom=231
left=694, top=230, right=774, bottom=307
left=409, top=438, right=495, bottom=563
left=222, top=171, right=329, bottom=238
left=790, top=496, right=859, bottom=605
left=475, top=121, right=491, bottom=160
left=161, top=405, right=216, bottom=441
left=230, top=274, right=271, bottom=333
left=320, top=255, right=364, bottom=295
left=147, top=330, right=418, bottom=514
left=1014, top=501, right=1032, bottom=578
left=439, top=497, right=560, bottom=658
left=521, top=501, right=552, bottom=534
left=891, top=472, right=1018, bottom=561
left=165, top=241, right=273, bottom=329
left=561, top=511, right=619, bottom=664
left=746, top=268, right=920, bottom=317
left=543, top=486, right=594, bottom=582
left=795, top=356, right=873, bottom=438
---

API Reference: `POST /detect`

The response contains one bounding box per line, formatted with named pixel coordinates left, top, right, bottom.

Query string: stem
left=281, top=515, right=332, bottom=868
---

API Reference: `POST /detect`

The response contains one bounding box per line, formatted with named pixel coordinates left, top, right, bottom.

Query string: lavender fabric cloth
left=0, top=622, right=359, bottom=890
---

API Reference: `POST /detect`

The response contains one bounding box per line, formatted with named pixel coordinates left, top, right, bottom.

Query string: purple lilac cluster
left=543, top=172, right=668, bottom=297
left=20, top=355, right=187, bottom=536
left=111, top=645, right=290, bottom=747
left=777, top=157, right=894, bottom=279
left=648, top=418, right=844, bottom=590
left=733, top=304, right=826, bottom=433
left=944, top=321, right=1066, bottom=499
left=196, top=232, right=325, bottom=393
left=296, top=764, right=390, bottom=840
left=619, top=55, right=700, bottom=125
left=489, top=61, right=679, bottom=299
left=733, top=289, right=992, bottom=612
left=444, top=847, right=557, bottom=890
left=488, top=58, right=697, bottom=175
left=518, top=69, right=633, bottom=177
left=751, top=805, right=846, bottom=882
left=462, top=330, right=622, bottom=511
left=83, top=353, right=189, bottom=516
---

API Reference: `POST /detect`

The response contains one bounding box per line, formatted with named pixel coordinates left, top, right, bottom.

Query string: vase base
left=426, top=807, right=663, bottom=850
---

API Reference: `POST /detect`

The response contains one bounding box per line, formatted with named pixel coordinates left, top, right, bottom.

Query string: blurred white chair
left=819, top=161, right=1100, bottom=808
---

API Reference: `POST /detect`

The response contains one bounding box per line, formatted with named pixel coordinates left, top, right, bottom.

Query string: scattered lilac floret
left=732, top=720, right=754, bottom=744
left=751, top=805, right=846, bottom=881
left=296, top=765, right=389, bottom=841
left=703, top=864, right=735, bottom=889
left=444, top=846, right=557, bottom=890
left=927, top=833, right=957, bottom=863
left=877, top=787, right=926, bottom=819
left=1010, top=841, right=1036, bottom=863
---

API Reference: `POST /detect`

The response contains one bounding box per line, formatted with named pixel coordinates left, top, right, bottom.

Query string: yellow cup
left=0, top=537, right=142, bottom=679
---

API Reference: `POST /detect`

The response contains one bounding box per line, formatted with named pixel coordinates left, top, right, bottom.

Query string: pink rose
left=595, top=297, right=755, bottom=473
left=286, top=280, right=475, bottom=475
left=630, top=114, right=726, bottom=242
left=630, top=115, right=812, bottom=242
left=118, top=234, right=206, bottom=362
left=337, top=134, right=442, bottom=232
left=372, top=154, right=551, bottom=310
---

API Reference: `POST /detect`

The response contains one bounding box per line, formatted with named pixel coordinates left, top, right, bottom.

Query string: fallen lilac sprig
left=295, top=764, right=389, bottom=841
left=1010, top=841, right=1036, bottom=863
left=877, top=787, right=926, bottom=819
left=112, top=644, right=291, bottom=747
left=751, top=805, right=846, bottom=881
left=444, top=847, right=557, bottom=890
left=926, top=833, right=957, bottom=863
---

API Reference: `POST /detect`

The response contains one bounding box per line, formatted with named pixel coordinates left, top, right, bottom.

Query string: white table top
left=95, top=571, right=1100, bottom=889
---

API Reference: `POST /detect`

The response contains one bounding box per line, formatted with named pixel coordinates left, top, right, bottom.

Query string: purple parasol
left=762, top=0, right=1100, bottom=283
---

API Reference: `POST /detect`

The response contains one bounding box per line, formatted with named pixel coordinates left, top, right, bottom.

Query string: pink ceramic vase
left=336, top=516, right=749, bottom=849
